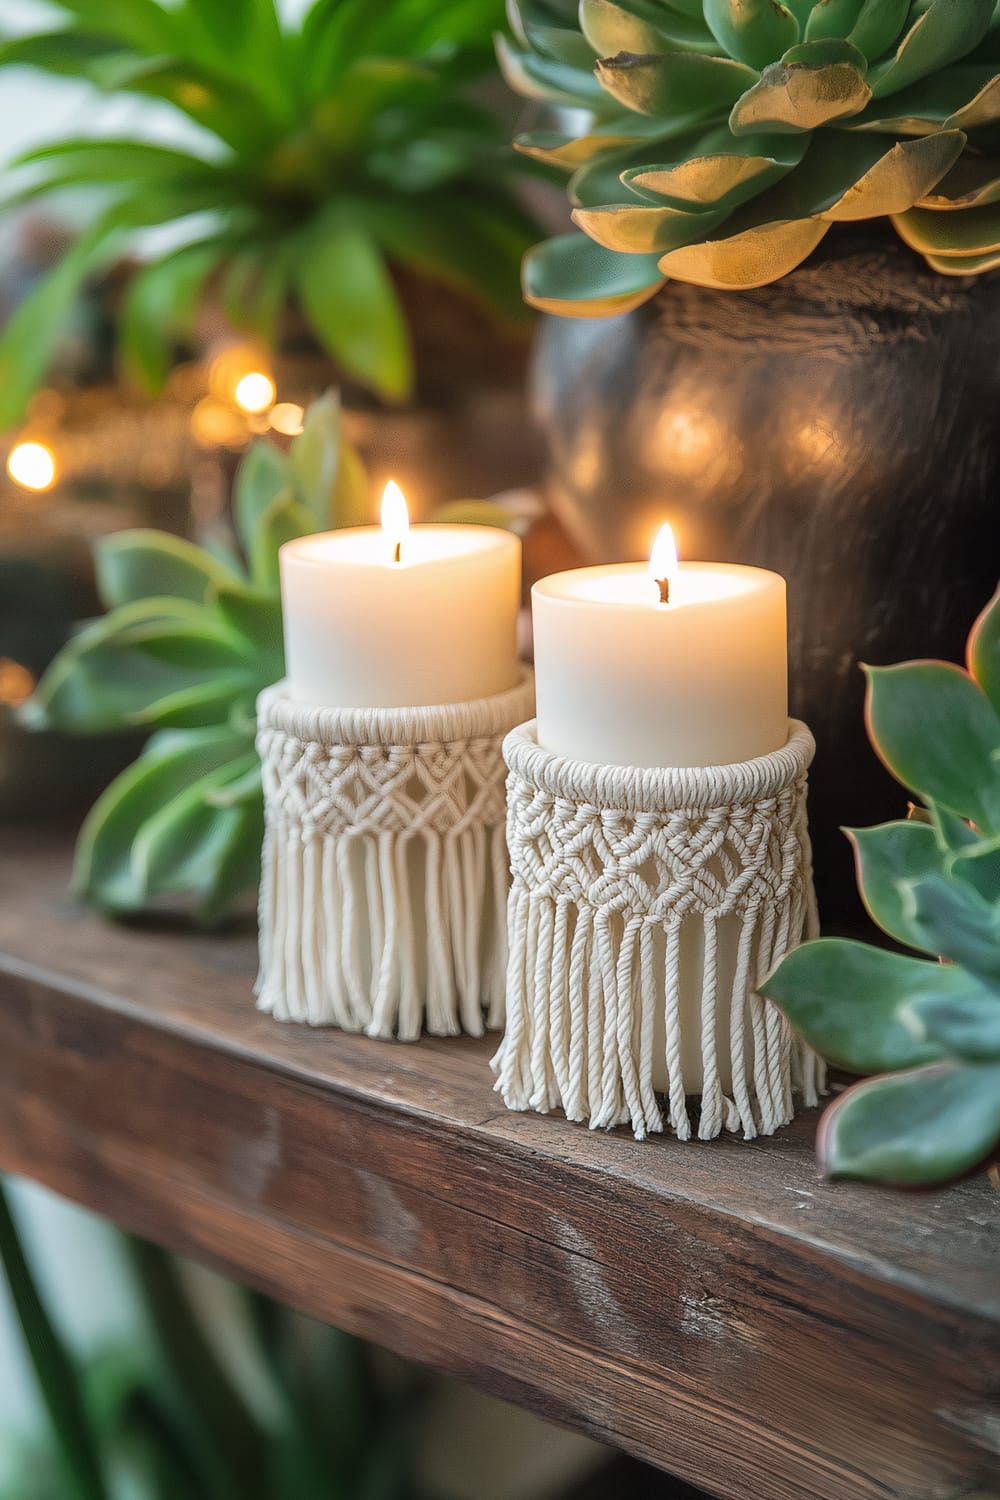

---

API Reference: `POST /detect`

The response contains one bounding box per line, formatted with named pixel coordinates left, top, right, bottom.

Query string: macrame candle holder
left=256, top=669, right=534, bottom=1040
left=493, top=720, right=824, bottom=1142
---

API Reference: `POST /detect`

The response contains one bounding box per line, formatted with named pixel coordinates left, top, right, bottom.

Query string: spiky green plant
left=23, top=393, right=368, bottom=922
left=500, top=0, right=1000, bottom=310
left=761, top=585, right=1000, bottom=1188
left=0, top=1178, right=431, bottom=1500
left=0, top=0, right=539, bottom=420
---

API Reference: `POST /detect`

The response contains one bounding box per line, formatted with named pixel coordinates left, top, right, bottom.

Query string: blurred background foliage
left=21, top=392, right=527, bottom=921
left=0, top=1177, right=708, bottom=1500
left=0, top=0, right=547, bottom=416
left=0, top=0, right=557, bottom=832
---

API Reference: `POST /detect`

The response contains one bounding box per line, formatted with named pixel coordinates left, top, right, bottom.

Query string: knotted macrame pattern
left=256, top=671, right=535, bottom=1039
left=493, top=720, right=824, bottom=1141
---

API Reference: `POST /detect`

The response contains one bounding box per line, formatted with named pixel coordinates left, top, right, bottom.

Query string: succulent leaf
left=658, top=211, right=829, bottom=286
left=704, top=0, right=799, bottom=71
left=868, top=0, right=993, bottom=99
left=287, top=390, right=364, bottom=531
left=623, top=129, right=807, bottom=210
left=845, top=65, right=1000, bottom=134
left=201, top=797, right=265, bottom=922
left=95, top=530, right=241, bottom=609
left=581, top=0, right=719, bottom=55
left=929, top=799, right=978, bottom=851
left=818, top=1061, right=1000, bottom=1184
left=847, top=819, right=946, bottom=951
left=72, top=725, right=254, bottom=911
left=968, top=582, right=1000, bottom=716
left=844, top=0, right=910, bottom=63
left=250, top=489, right=315, bottom=592
left=515, top=126, right=649, bottom=168
left=902, top=873, right=1000, bottom=987
left=893, top=200, right=1000, bottom=255
left=759, top=938, right=953, bottom=1074
left=568, top=145, right=673, bottom=206
left=508, top=0, right=597, bottom=67
left=812, top=129, right=965, bottom=220
left=233, top=442, right=288, bottom=560
left=130, top=753, right=259, bottom=897
left=922, top=245, right=1000, bottom=273
left=948, top=834, right=1000, bottom=905
left=729, top=40, right=871, bottom=134
left=803, top=0, right=863, bottom=45
left=596, top=50, right=759, bottom=119
left=28, top=393, right=368, bottom=919
left=496, top=31, right=608, bottom=103
left=919, top=153, right=1000, bottom=210
left=943, top=71, right=1000, bottom=130
left=24, top=598, right=222, bottom=735
left=864, top=662, right=1000, bottom=833
left=573, top=200, right=729, bottom=251
left=522, top=230, right=666, bottom=313
left=904, top=993, right=1000, bottom=1062
left=132, top=677, right=252, bottom=731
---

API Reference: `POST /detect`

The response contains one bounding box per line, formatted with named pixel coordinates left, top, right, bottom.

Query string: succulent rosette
left=762, top=584, right=1000, bottom=1187
left=499, top=0, right=1000, bottom=311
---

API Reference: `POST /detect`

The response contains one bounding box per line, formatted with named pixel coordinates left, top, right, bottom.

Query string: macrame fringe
left=255, top=671, right=534, bottom=1039
left=492, top=720, right=825, bottom=1141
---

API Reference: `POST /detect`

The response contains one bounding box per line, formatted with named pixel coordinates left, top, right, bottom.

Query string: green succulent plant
left=23, top=393, right=369, bottom=922
left=0, top=0, right=539, bottom=420
left=761, top=584, right=1000, bottom=1188
left=500, top=0, right=1000, bottom=310
left=24, top=393, right=520, bottom=922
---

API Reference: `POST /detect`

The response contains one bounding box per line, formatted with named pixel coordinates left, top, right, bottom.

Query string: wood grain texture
left=0, top=834, right=997, bottom=1500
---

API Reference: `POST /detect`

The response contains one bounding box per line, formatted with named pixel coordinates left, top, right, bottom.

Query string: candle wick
left=656, top=576, right=670, bottom=605
left=393, top=540, right=402, bottom=565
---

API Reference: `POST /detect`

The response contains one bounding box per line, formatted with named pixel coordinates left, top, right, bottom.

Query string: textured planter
left=531, top=228, right=1000, bottom=925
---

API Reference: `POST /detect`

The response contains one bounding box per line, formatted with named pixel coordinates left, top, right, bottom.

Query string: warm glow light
left=233, top=371, right=275, bottom=414
left=7, top=441, right=56, bottom=492
left=649, top=522, right=679, bottom=604
left=380, top=480, right=410, bottom=563
left=269, top=402, right=304, bottom=436
left=191, top=396, right=246, bottom=449
left=0, top=657, right=35, bottom=707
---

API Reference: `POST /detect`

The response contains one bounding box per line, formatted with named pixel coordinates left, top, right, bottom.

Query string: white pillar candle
left=532, top=526, right=787, bottom=769
left=280, top=482, right=521, bottom=708
left=531, top=525, right=791, bottom=1098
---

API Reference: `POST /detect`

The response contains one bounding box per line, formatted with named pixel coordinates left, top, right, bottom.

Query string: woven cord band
left=492, top=719, right=824, bottom=1142
left=256, top=669, right=535, bottom=1039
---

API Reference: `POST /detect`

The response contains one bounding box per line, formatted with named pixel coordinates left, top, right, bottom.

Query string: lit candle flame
left=649, top=522, right=678, bottom=604
left=381, top=480, right=409, bottom=564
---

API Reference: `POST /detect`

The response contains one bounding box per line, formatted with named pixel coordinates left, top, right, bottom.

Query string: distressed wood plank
left=0, top=835, right=997, bottom=1500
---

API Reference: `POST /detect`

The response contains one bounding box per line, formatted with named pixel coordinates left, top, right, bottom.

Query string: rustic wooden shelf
left=0, top=834, right=997, bottom=1500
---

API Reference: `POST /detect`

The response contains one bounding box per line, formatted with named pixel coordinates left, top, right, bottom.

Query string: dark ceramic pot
left=531, top=227, right=1000, bottom=926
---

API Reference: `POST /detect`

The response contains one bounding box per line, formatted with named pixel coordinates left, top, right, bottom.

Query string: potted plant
left=0, top=0, right=545, bottom=495
left=501, top=0, right=1000, bottom=919
left=762, top=585, right=1000, bottom=1186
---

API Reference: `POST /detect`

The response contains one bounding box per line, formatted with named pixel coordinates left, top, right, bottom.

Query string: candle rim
left=281, top=522, right=520, bottom=569
left=533, top=560, right=785, bottom=610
